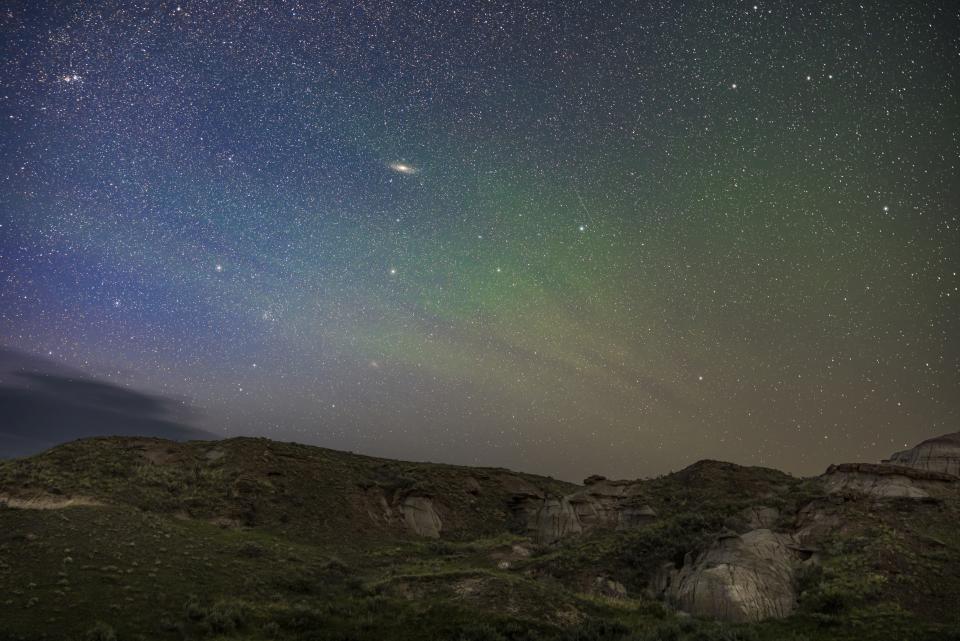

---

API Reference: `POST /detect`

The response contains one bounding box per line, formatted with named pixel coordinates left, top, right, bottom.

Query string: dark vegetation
left=1, top=437, right=959, bottom=641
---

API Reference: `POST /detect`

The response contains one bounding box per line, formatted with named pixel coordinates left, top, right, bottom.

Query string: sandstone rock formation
left=654, top=529, right=803, bottom=622
left=883, top=432, right=960, bottom=477
left=821, top=462, right=957, bottom=499
left=357, top=486, right=444, bottom=537
left=512, top=477, right=658, bottom=543
left=518, top=496, right=582, bottom=544
left=741, top=506, right=779, bottom=530
left=401, top=495, right=443, bottom=538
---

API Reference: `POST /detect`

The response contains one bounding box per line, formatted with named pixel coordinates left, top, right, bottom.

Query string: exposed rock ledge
left=883, top=431, right=960, bottom=477
left=821, top=462, right=957, bottom=499
left=358, top=487, right=444, bottom=538
left=512, top=478, right=657, bottom=543
left=0, top=493, right=104, bottom=509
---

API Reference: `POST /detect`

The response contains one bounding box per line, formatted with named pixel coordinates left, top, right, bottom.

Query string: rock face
left=741, top=506, right=779, bottom=530
left=884, top=432, right=960, bottom=477
left=357, top=487, right=444, bottom=537
left=794, top=501, right=844, bottom=543
left=512, top=478, right=658, bottom=543
left=401, top=496, right=443, bottom=538
left=655, top=529, right=802, bottom=622
left=821, top=463, right=957, bottom=499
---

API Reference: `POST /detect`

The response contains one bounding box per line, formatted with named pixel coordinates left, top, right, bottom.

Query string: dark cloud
left=0, top=347, right=210, bottom=459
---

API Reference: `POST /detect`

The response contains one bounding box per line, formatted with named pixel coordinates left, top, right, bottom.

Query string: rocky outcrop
left=401, top=495, right=442, bottom=538
left=794, top=501, right=844, bottom=543
left=741, top=506, right=779, bottom=530
left=518, top=496, right=582, bottom=544
left=884, top=432, right=960, bottom=477
left=654, top=529, right=804, bottom=622
left=821, top=463, right=957, bottom=499
left=0, top=493, right=103, bottom=509
left=513, top=478, right=658, bottom=543
left=356, top=487, right=443, bottom=537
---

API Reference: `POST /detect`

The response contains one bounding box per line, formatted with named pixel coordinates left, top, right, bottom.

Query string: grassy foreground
left=1, top=437, right=959, bottom=641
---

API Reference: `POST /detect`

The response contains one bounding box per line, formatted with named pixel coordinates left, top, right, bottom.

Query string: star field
left=1, top=1, right=958, bottom=480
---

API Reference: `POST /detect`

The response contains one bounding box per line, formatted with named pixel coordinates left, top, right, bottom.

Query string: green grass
left=1, top=437, right=959, bottom=640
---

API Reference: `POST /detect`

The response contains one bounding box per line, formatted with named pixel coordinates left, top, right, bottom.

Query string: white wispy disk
left=388, top=162, right=417, bottom=175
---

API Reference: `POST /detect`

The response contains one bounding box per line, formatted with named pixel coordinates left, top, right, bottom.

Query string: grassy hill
left=1, top=437, right=959, bottom=641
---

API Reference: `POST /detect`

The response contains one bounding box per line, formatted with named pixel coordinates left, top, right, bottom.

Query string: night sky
left=1, top=1, right=958, bottom=481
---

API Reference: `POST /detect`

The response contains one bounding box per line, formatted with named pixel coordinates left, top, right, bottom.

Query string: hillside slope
left=1, top=436, right=959, bottom=641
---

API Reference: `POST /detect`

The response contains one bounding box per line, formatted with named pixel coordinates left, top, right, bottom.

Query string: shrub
left=557, top=619, right=629, bottom=641
left=85, top=622, right=117, bottom=641
left=205, top=599, right=247, bottom=633
left=801, top=585, right=851, bottom=615
left=456, top=622, right=508, bottom=641
left=184, top=594, right=205, bottom=620
left=271, top=604, right=328, bottom=632
left=237, top=541, right=268, bottom=558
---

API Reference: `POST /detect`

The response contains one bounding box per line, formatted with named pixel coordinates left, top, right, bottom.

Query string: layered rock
left=821, top=462, right=957, bottom=499
left=401, top=495, right=443, bottom=538
left=883, top=432, right=960, bottom=477
left=512, top=477, right=657, bottom=543
left=358, top=486, right=444, bottom=537
left=524, top=496, right=582, bottom=543
left=654, top=529, right=803, bottom=622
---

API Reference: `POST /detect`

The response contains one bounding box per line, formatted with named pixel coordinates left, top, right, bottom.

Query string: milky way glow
left=0, top=1, right=957, bottom=480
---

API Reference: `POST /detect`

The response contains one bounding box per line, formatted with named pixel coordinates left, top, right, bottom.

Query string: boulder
left=656, top=529, right=801, bottom=622
left=884, top=432, right=960, bottom=477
